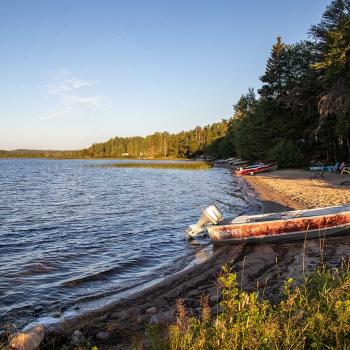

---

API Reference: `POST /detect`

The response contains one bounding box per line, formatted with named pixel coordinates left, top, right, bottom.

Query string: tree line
left=1, top=0, right=349, bottom=166
left=0, top=121, right=230, bottom=159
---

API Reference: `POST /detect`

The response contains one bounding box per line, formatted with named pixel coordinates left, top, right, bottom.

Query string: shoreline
left=8, top=168, right=350, bottom=349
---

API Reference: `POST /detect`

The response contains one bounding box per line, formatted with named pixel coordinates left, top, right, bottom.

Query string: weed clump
left=146, top=262, right=350, bottom=349
left=94, top=161, right=213, bottom=170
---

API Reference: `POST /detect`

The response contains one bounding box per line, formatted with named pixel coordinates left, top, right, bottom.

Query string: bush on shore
left=144, top=261, right=350, bottom=350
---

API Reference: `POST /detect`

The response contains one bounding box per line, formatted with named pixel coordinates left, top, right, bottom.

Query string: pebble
left=137, top=314, right=149, bottom=324
left=73, top=330, right=83, bottom=337
left=146, top=306, right=157, bottom=314
left=97, top=331, right=110, bottom=341
left=111, top=310, right=128, bottom=320
left=71, top=329, right=85, bottom=346
left=149, top=311, right=174, bottom=325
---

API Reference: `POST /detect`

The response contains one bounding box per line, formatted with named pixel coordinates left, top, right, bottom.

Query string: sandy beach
left=245, top=169, right=350, bottom=211
left=14, top=169, right=350, bottom=349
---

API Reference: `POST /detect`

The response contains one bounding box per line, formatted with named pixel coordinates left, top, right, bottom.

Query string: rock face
left=9, top=325, right=45, bottom=350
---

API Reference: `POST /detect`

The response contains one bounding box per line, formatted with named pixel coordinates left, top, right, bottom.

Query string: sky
left=0, top=0, right=330, bottom=150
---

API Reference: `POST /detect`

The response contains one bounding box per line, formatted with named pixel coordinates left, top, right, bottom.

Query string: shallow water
left=0, top=159, right=258, bottom=328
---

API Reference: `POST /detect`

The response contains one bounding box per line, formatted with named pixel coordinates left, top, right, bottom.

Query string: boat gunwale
left=207, top=207, right=350, bottom=230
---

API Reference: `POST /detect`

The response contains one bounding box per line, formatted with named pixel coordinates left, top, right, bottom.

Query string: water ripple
left=0, top=159, right=258, bottom=328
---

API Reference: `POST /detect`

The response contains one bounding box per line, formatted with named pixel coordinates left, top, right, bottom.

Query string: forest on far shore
left=1, top=0, right=349, bottom=167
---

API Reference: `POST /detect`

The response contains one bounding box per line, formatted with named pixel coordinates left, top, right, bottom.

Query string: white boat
left=187, top=204, right=350, bottom=244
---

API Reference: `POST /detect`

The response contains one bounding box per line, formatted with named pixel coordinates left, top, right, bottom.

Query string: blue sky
left=0, top=0, right=329, bottom=150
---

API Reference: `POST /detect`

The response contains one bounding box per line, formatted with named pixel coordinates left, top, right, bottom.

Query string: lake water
left=0, top=159, right=258, bottom=329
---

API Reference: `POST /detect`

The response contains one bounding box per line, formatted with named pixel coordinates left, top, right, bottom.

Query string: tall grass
left=94, top=161, right=213, bottom=170
left=144, top=261, right=350, bottom=350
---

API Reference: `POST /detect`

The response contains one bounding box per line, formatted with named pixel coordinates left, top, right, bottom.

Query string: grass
left=93, top=161, right=213, bottom=170
left=142, top=261, right=350, bottom=350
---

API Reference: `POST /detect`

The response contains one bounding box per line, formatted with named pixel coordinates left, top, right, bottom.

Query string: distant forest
left=1, top=0, right=349, bottom=167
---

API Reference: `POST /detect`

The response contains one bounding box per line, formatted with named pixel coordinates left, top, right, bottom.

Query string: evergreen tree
left=311, top=0, right=350, bottom=157
left=259, top=37, right=292, bottom=99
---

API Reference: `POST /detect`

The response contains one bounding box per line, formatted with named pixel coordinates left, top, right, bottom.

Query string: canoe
left=235, top=163, right=277, bottom=176
left=207, top=204, right=350, bottom=244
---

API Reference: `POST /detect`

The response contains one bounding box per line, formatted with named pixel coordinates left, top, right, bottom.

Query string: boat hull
left=235, top=164, right=277, bottom=176
left=207, top=207, right=350, bottom=244
left=209, top=224, right=350, bottom=244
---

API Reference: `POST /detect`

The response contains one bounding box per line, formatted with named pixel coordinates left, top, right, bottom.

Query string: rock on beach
left=149, top=311, right=175, bottom=325
left=9, top=325, right=45, bottom=350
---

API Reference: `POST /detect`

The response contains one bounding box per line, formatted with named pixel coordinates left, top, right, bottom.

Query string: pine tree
left=259, top=37, right=292, bottom=99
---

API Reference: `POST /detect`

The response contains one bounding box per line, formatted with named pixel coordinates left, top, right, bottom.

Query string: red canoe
left=207, top=205, right=350, bottom=244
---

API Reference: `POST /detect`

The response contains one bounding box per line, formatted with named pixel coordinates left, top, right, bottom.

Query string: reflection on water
left=0, top=159, right=258, bottom=328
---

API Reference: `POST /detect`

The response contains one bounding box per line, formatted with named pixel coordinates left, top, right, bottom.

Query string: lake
left=0, top=159, right=258, bottom=329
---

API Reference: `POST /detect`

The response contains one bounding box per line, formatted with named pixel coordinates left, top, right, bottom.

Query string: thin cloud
left=42, top=70, right=108, bottom=120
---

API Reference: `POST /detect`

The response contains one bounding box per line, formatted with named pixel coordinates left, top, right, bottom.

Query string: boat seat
left=230, top=215, right=251, bottom=223
left=230, top=213, right=285, bottom=224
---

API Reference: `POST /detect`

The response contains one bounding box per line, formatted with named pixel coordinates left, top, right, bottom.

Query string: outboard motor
left=186, top=204, right=223, bottom=239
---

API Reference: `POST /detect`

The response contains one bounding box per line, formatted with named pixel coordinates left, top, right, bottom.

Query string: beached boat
left=187, top=204, right=350, bottom=244
left=309, top=165, right=335, bottom=172
left=235, top=163, right=277, bottom=176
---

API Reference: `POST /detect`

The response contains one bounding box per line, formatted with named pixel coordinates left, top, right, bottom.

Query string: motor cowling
left=186, top=204, right=223, bottom=239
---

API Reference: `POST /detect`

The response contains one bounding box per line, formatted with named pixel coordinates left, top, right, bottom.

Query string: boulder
left=9, top=325, right=45, bottom=350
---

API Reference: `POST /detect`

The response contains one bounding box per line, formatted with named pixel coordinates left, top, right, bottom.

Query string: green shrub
left=268, top=140, right=303, bottom=168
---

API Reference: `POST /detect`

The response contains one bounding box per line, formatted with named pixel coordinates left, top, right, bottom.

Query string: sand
left=245, top=169, right=350, bottom=210
left=20, top=169, right=350, bottom=349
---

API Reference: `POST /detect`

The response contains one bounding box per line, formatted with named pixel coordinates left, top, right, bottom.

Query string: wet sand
left=26, top=169, right=350, bottom=349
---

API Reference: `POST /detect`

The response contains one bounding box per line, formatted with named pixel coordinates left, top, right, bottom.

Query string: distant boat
left=235, top=163, right=277, bottom=176
left=309, top=165, right=335, bottom=172
left=187, top=204, right=350, bottom=244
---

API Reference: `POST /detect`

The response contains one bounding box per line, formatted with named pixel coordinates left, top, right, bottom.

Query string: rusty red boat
left=187, top=204, right=350, bottom=244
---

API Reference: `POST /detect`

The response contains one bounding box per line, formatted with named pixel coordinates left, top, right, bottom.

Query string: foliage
left=146, top=262, right=350, bottom=350
left=0, top=122, right=231, bottom=160
left=268, top=140, right=303, bottom=168
left=84, top=122, right=230, bottom=159
left=310, top=0, right=350, bottom=156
